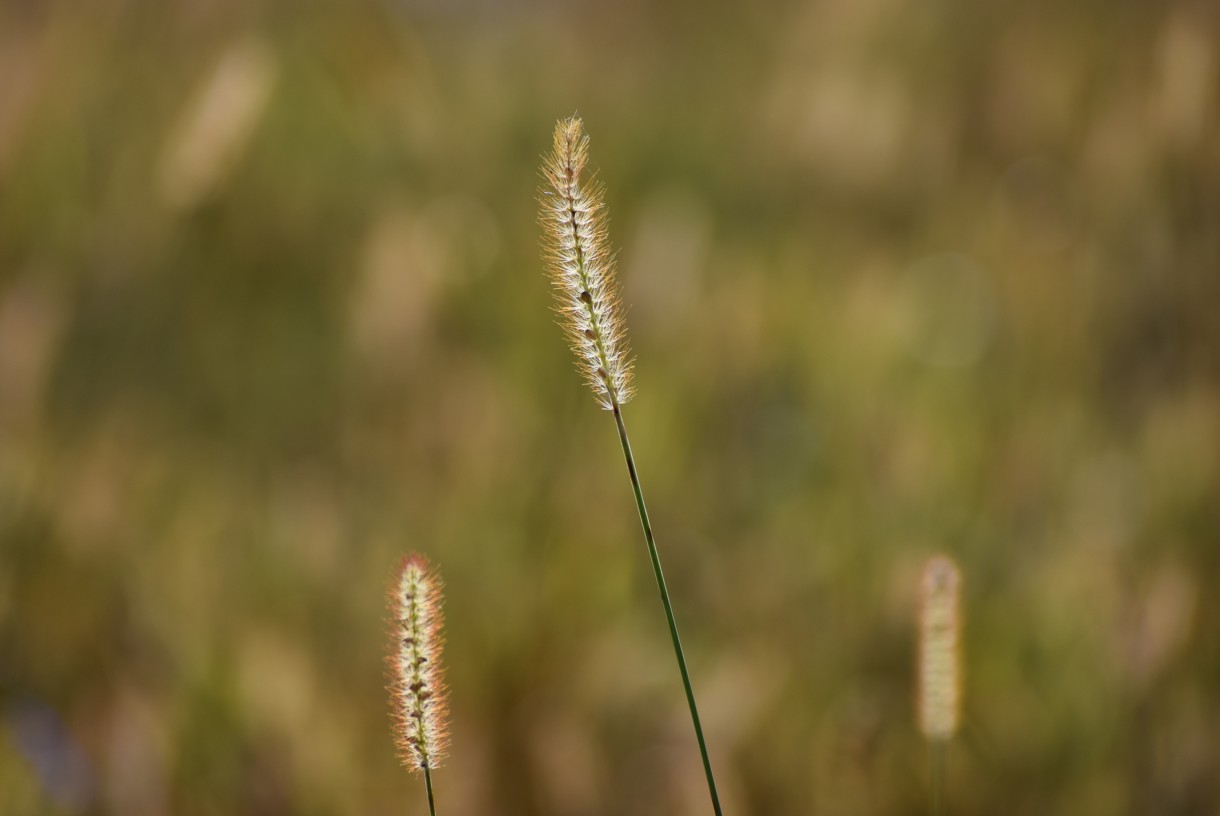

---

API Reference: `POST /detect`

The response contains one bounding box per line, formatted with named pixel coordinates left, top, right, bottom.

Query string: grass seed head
left=918, top=554, right=961, bottom=741
left=539, top=115, right=634, bottom=410
left=388, top=553, right=449, bottom=771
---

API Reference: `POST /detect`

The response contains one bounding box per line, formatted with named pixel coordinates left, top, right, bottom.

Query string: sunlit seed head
left=539, top=116, right=634, bottom=410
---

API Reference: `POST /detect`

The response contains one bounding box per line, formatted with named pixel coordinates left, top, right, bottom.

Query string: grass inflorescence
left=388, top=553, right=448, bottom=816
left=919, top=554, right=962, bottom=815
left=539, top=116, right=634, bottom=411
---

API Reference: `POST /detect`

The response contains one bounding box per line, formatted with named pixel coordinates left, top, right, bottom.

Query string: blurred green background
left=1, top=0, right=1217, bottom=814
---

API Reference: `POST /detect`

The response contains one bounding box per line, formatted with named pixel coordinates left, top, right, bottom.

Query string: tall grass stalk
left=539, top=115, right=724, bottom=816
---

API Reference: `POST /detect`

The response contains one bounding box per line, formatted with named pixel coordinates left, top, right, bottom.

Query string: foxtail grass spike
left=919, top=555, right=961, bottom=816
left=388, top=554, right=448, bottom=816
left=918, top=555, right=961, bottom=741
left=539, top=116, right=723, bottom=816
left=539, top=115, right=634, bottom=410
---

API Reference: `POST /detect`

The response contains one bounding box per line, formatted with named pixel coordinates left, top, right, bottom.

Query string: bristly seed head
left=539, top=115, right=634, bottom=410
left=388, top=553, right=449, bottom=772
left=918, top=554, right=962, bottom=742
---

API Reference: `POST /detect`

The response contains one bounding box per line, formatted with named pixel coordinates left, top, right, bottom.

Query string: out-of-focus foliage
left=1, top=0, right=1217, bottom=813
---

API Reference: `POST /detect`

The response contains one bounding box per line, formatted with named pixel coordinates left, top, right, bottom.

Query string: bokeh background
left=1, top=0, right=1218, bottom=813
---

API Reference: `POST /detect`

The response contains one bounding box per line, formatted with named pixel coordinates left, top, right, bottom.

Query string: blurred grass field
left=1, top=0, right=1218, bottom=814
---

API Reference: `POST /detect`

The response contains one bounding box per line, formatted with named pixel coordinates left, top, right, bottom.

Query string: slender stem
left=611, top=403, right=724, bottom=816
left=424, top=764, right=437, bottom=816
left=930, top=740, right=946, bottom=816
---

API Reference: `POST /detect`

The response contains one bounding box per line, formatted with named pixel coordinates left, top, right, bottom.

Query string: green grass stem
left=612, top=402, right=724, bottom=816
left=424, top=764, right=437, bottom=816
left=930, top=740, right=946, bottom=816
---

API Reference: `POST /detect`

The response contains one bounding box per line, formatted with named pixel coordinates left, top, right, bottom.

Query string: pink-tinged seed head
left=387, top=553, right=449, bottom=771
